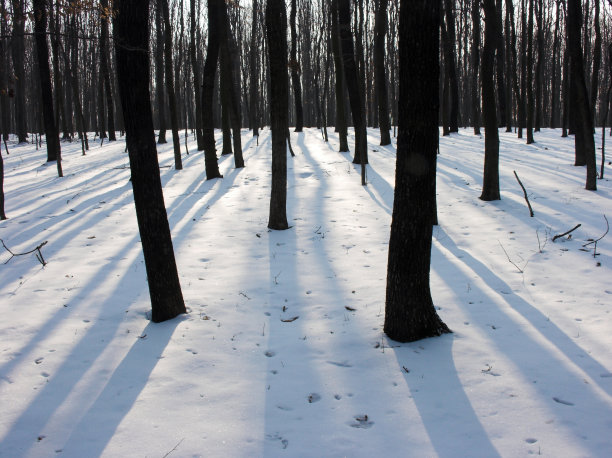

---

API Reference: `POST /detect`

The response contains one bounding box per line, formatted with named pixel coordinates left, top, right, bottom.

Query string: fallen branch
left=513, top=171, right=534, bottom=217
left=498, top=241, right=526, bottom=273
left=1, top=239, right=48, bottom=266
left=552, top=224, right=581, bottom=242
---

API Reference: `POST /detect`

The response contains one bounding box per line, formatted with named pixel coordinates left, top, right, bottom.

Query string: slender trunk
left=100, top=0, right=116, bottom=141
left=550, top=0, right=561, bottom=128
left=472, top=0, right=481, bottom=135
left=338, top=0, right=368, bottom=183
left=155, top=0, right=167, bottom=144
left=331, top=0, right=349, bottom=152
left=190, top=0, right=204, bottom=150
left=526, top=0, right=534, bottom=143
left=590, top=0, right=601, bottom=127
left=201, top=0, right=222, bottom=178
left=568, top=0, right=597, bottom=189
left=481, top=0, right=500, bottom=201
left=249, top=0, right=259, bottom=136
left=290, top=0, right=303, bottom=132
left=374, top=0, right=391, bottom=145
left=444, top=0, right=459, bottom=132
left=534, top=0, right=543, bottom=132
left=33, top=0, right=62, bottom=177
left=161, top=0, right=182, bottom=169
left=11, top=0, right=28, bottom=142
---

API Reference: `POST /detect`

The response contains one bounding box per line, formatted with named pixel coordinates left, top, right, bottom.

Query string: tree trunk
left=518, top=0, right=526, bottom=138
left=155, top=0, right=167, bottom=144
left=338, top=0, right=368, bottom=184
left=568, top=0, right=597, bottom=190
left=219, top=0, right=244, bottom=168
left=534, top=0, right=543, bottom=132
left=374, top=0, right=391, bottom=145
left=471, top=0, right=481, bottom=135
left=443, top=0, right=459, bottom=132
left=113, top=0, right=186, bottom=322
left=190, top=0, right=204, bottom=150
left=290, top=0, right=303, bottom=132
left=526, top=0, right=534, bottom=144
left=99, top=0, right=116, bottom=141
left=249, top=0, right=260, bottom=137
left=0, top=146, right=5, bottom=219
left=33, top=0, right=62, bottom=176
left=201, top=0, right=223, bottom=179
left=550, top=0, right=561, bottom=128
left=161, top=0, right=182, bottom=169
left=266, top=0, right=289, bottom=230
left=480, top=0, right=500, bottom=201
left=384, top=0, right=450, bottom=343
left=11, top=0, right=28, bottom=143
left=590, top=0, right=601, bottom=128
left=330, top=0, right=349, bottom=152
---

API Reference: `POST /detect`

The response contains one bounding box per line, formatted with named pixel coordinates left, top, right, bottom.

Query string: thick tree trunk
left=201, top=0, right=222, bottom=179
left=330, top=0, right=349, bottom=152
left=374, top=0, right=391, bottom=145
left=494, top=0, right=507, bottom=128
left=266, top=0, right=289, bottom=230
left=568, top=0, right=597, bottom=190
left=518, top=0, right=527, bottom=138
left=113, top=0, right=186, bottom=322
left=480, top=0, right=500, bottom=201
left=338, top=0, right=368, bottom=184
left=384, top=0, right=450, bottom=343
left=161, top=0, right=182, bottom=169
left=33, top=0, right=62, bottom=176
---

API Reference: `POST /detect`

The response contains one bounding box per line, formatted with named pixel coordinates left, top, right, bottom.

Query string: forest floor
left=1, top=127, right=611, bottom=457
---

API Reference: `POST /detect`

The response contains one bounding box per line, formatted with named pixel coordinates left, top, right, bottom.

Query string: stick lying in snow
left=1, top=239, right=48, bottom=266
left=552, top=224, right=581, bottom=242
left=513, top=171, right=534, bottom=217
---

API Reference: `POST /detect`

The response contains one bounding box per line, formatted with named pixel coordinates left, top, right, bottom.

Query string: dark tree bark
left=526, top=0, right=534, bottom=144
left=493, top=0, right=507, bottom=130
left=338, top=0, right=368, bottom=183
left=568, top=0, right=597, bottom=190
left=249, top=0, right=260, bottom=137
left=11, top=0, right=28, bottom=143
left=219, top=0, right=244, bottom=168
left=471, top=0, right=481, bottom=135
left=220, top=55, right=233, bottom=155
left=374, top=0, right=391, bottom=145
left=48, top=4, right=69, bottom=140
left=290, top=0, right=304, bottom=132
left=443, top=0, right=459, bottom=132
left=190, top=0, right=204, bottom=150
left=561, top=47, right=570, bottom=137
left=266, top=0, right=289, bottom=230
left=0, top=0, right=10, bottom=143
left=550, top=0, right=561, bottom=128
left=201, top=0, right=222, bottom=179
left=100, top=0, right=116, bottom=141
left=161, top=0, right=182, bottom=169
left=590, top=0, right=601, bottom=128
left=33, top=0, right=62, bottom=176
left=480, top=0, right=500, bottom=201
left=534, top=0, right=543, bottom=132
left=113, top=0, right=186, bottom=322
left=330, top=0, right=349, bottom=152
left=518, top=0, right=527, bottom=138
left=384, top=0, right=450, bottom=343
left=155, top=0, right=167, bottom=144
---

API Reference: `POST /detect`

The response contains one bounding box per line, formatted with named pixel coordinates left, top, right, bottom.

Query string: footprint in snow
left=349, top=414, right=374, bottom=429
left=307, top=393, right=321, bottom=403
left=552, top=396, right=574, bottom=406
left=525, top=438, right=538, bottom=444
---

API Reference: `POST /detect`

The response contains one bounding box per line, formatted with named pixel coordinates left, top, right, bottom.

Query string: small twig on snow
left=498, top=240, right=525, bottom=273
left=513, top=171, right=534, bottom=217
left=1, top=239, right=48, bottom=266
left=552, top=224, right=581, bottom=242
left=583, top=215, right=609, bottom=257
left=161, top=438, right=185, bottom=458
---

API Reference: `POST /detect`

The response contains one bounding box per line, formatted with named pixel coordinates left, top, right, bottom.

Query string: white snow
left=0, top=127, right=611, bottom=457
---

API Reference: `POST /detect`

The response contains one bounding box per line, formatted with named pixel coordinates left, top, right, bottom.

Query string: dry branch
left=1, top=239, right=48, bottom=266
left=552, top=224, right=581, bottom=242
left=513, top=171, right=534, bottom=217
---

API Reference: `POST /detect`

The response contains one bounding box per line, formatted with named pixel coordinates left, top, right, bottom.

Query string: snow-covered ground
left=0, top=127, right=610, bottom=457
